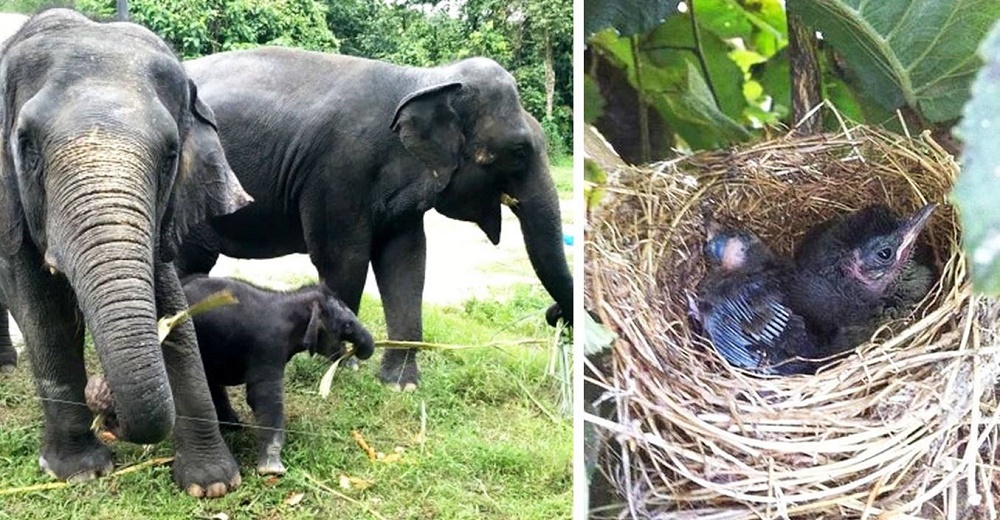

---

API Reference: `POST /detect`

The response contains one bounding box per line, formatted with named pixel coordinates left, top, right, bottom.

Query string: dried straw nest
left=585, top=125, right=1000, bottom=518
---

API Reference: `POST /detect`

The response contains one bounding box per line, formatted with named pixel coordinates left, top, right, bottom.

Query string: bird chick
left=789, top=203, right=937, bottom=353
left=694, top=225, right=821, bottom=375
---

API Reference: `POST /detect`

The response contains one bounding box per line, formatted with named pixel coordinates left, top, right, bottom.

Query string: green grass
left=549, top=157, right=574, bottom=200
left=0, top=287, right=571, bottom=519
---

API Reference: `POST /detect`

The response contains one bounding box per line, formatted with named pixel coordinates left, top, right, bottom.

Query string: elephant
left=88, top=275, right=375, bottom=475
left=181, top=275, right=375, bottom=475
left=0, top=12, right=27, bottom=372
left=0, top=10, right=252, bottom=497
left=175, top=47, right=575, bottom=390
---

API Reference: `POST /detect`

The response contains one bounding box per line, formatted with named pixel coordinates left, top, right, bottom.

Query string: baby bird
left=693, top=225, right=821, bottom=375
left=788, top=203, right=937, bottom=353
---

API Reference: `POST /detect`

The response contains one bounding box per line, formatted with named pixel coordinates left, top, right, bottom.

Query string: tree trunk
left=787, top=10, right=823, bottom=134
left=544, top=31, right=555, bottom=119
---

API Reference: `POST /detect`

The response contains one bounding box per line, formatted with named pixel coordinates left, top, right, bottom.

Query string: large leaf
left=795, top=0, right=1000, bottom=123
left=645, top=14, right=748, bottom=121
left=584, top=0, right=681, bottom=37
left=953, top=21, right=1000, bottom=294
left=590, top=22, right=750, bottom=151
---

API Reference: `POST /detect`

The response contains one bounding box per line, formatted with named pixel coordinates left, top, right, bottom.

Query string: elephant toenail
left=230, top=473, right=242, bottom=488
left=186, top=484, right=205, bottom=498
left=403, top=383, right=418, bottom=392
left=206, top=482, right=227, bottom=498
left=387, top=383, right=402, bottom=392
left=67, top=470, right=96, bottom=484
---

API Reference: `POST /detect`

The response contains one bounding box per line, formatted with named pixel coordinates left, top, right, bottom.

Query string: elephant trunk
left=507, top=161, right=574, bottom=324
left=46, top=139, right=174, bottom=444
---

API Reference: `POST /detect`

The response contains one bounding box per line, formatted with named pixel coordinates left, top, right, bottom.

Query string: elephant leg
left=155, top=261, right=240, bottom=498
left=9, top=268, right=111, bottom=481
left=371, top=221, right=425, bottom=390
left=311, top=232, right=371, bottom=371
left=0, top=306, right=16, bottom=372
left=245, top=370, right=286, bottom=475
left=209, top=383, right=241, bottom=430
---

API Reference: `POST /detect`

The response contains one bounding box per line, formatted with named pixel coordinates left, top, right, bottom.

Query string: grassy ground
left=0, top=284, right=571, bottom=519
left=550, top=156, right=574, bottom=202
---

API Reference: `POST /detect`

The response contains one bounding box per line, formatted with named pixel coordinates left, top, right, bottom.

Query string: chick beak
left=896, top=203, right=937, bottom=256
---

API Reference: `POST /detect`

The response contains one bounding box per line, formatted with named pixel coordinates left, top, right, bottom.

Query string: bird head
left=704, top=225, right=774, bottom=272
left=845, top=203, right=936, bottom=295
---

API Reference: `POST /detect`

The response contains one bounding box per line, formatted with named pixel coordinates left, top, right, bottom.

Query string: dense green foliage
left=74, top=0, right=339, bottom=56
left=5, top=0, right=572, bottom=157
left=586, top=0, right=999, bottom=162
left=326, top=0, right=573, bottom=156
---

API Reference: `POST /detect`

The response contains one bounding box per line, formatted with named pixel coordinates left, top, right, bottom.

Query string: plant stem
left=689, top=0, right=720, bottom=110
left=630, top=34, right=651, bottom=163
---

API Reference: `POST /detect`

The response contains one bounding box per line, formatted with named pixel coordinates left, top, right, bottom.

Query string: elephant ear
left=0, top=138, right=22, bottom=256
left=0, top=80, right=23, bottom=256
left=159, top=80, right=252, bottom=262
left=391, top=82, right=464, bottom=181
left=303, top=301, right=322, bottom=355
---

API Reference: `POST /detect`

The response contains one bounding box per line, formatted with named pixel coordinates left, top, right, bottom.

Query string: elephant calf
left=188, top=275, right=375, bottom=475
left=90, top=275, right=375, bottom=475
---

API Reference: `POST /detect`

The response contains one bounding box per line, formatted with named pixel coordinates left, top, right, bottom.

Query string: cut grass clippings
left=0, top=285, right=570, bottom=519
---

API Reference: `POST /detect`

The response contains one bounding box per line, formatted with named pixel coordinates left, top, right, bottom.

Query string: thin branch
left=630, top=35, right=651, bottom=163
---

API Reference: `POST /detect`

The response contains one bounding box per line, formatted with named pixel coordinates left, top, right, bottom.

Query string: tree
left=75, top=0, right=339, bottom=58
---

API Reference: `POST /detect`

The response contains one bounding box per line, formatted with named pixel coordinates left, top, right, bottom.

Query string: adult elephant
left=177, top=47, right=574, bottom=390
left=0, top=10, right=250, bottom=497
left=0, top=12, right=28, bottom=372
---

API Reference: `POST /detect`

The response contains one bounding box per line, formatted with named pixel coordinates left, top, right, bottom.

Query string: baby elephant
left=88, top=276, right=375, bottom=474
left=185, top=276, right=375, bottom=475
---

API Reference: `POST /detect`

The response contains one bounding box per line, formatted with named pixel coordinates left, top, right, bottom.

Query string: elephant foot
left=0, top=348, right=16, bottom=373
left=39, top=434, right=113, bottom=483
left=172, top=447, right=242, bottom=499
left=379, top=354, right=419, bottom=390
left=256, top=456, right=286, bottom=476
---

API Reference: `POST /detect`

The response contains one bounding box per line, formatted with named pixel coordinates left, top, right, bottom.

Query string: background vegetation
left=6, top=0, right=573, bottom=157
left=585, top=0, right=999, bottom=162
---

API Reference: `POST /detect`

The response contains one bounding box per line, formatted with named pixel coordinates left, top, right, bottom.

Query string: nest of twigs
left=585, top=124, right=1000, bottom=518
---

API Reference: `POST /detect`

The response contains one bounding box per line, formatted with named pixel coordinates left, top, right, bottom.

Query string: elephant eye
left=18, top=138, right=41, bottom=175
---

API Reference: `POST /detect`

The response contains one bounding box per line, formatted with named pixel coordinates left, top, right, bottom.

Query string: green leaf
left=794, top=0, right=1000, bottom=123
left=590, top=18, right=751, bottom=151
left=953, top=20, right=1000, bottom=294
left=584, top=75, right=605, bottom=124
left=645, top=14, right=748, bottom=121
left=583, top=0, right=681, bottom=37
left=584, top=159, right=607, bottom=210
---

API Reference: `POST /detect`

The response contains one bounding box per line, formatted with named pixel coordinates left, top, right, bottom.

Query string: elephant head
left=303, top=286, right=376, bottom=361
left=0, top=10, right=251, bottom=443
left=390, top=58, right=573, bottom=324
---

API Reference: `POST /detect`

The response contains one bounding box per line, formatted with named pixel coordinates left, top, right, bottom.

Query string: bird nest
left=585, top=125, right=1000, bottom=518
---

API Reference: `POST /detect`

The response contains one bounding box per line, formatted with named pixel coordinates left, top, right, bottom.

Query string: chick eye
left=877, top=247, right=893, bottom=261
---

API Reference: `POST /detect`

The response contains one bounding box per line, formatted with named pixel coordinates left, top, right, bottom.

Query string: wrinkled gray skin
left=0, top=10, right=252, bottom=497
left=176, top=47, right=574, bottom=389
left=182, top=275, right=376, bottom=475
left=0, top=12, right=27, bottom=372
